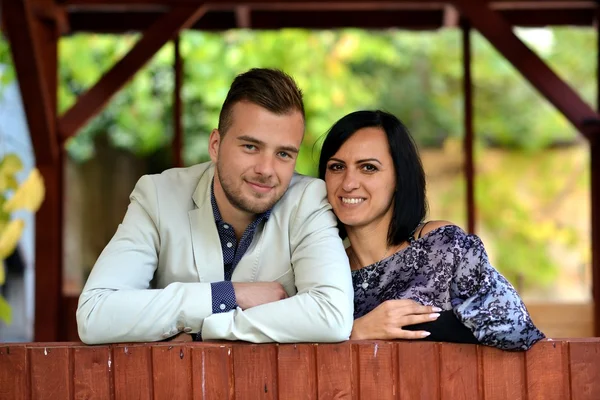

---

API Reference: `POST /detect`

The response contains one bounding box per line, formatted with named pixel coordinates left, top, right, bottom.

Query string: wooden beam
left=31, top=0, right=70, bottom=34
left=443, top=5, right=460, bottom=27
left=58, top=5, right=208, bottom=140
left=592, top=6, right=600, bottom=337
left=29, top=15, right=64, bottom=342
left=67, top=9, right=445, bottom=32
left=65, top=7, right=594, bottom=34
left=235, top=6, right=251, bottom=28
left=172, top=36, right=183, bottom=168
left=462, top=22, right=476, bottom=235
left=451, top=0, right=600, bottom=138
left=3, top=0, right=58, bottom=164
left=60, top=0, right=597, bottom=8
left=592, top=138, right=600, bottom=336
left=35, top=160, right=64, bottom=342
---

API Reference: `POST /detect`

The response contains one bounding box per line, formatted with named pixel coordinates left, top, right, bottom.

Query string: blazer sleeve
left=76, top=175, right=214, bottom=344
left=449, top=228, right=545, bottom=350
left=200, top=179, right=355, bottom=343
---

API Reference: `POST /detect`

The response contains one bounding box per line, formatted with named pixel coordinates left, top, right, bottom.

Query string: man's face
left=209, top=101, right=305, bottom=215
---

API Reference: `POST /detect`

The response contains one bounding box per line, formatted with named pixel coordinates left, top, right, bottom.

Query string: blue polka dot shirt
left=199, top=180, right=271, bottom=339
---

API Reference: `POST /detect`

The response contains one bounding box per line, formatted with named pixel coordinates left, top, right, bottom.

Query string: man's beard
left=216, top=161, right=281, bottom=214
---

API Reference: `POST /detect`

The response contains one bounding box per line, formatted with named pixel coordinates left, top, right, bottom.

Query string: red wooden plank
left=397, top=342, right=439, bottom=400
left=355, top=342, right=395, bottom=400
left=526, top=340, right=570, bottom=400
left=277, top=344, right=317, bottom=400
left=316, top=343, right=352, bottom=399
left=233, top=344, right=278, bottom=399
left=451, top=0, right=600, bottom=138
left=73, top=346, right=112, bottom=400
left=3, top=0, right=58, bottom=164
left=113, top=345, right=152, bottom=400
left=0, top=345, right=29, bottom=399
left=191, top=344, right=234, bottom=400
left=30, top=346, right=72, bottom=400
left=151, top=345, right=193, bottom=399
left=58, top=5, right=208, bottom=140
left=439, top=344, right=480, bottom=400
left=569, top=341, right=600, bottom=400
left=481, top=346, right=526, bottom=400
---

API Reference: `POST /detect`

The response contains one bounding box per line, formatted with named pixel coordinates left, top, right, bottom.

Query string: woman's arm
left=449, top=227, right=545, bottom=350
left=404, top=310, right=479, bottom=344
left=350, top=299, right=439, bottom=340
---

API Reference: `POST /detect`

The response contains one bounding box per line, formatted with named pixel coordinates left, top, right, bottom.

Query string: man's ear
left=208, top=129, right=221, bottom=163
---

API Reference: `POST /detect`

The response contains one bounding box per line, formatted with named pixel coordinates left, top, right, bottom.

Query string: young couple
left=77, top=68, right=544, bottom=350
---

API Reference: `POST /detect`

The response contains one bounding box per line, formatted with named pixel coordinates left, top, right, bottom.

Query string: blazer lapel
left=189, top=165, right=224, bottom=282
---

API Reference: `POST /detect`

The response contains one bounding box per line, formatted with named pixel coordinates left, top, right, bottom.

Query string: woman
left=318, top=110, right=544, bottom=350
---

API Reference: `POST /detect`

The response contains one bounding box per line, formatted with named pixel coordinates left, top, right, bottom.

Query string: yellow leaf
left=0, top=294, right=11, bottom=325
left=0, top=154, right=23, bottom=176
left=0, top=219, right=24, bottom=259
left=3, top=168, right=45, bottom=213
left=0, top=260, right=4, bottom=285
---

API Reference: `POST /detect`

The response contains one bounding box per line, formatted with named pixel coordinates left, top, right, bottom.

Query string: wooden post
left=451, top=0, right=600, bottom=138
left=462, top=21, right=476, bottom=234
left=593, top=5, right=600, bottom=336
left=173, top=36, right=183, bottom=168
left=34, top=19, right=63, bottom=342
left=4, top=0, right=63, bottom=341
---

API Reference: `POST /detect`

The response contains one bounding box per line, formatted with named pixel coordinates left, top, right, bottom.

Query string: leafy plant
left=0, top=154, right=45, bottom=325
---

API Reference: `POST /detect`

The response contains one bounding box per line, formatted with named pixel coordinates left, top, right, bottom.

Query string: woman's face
left=324, top=127, right=396, bottom=231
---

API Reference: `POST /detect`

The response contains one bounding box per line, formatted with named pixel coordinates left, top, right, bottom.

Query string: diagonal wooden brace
left=451, top=0, right=600, bottom=139
left=3, top=0, right=58, bottom=164
left=58, top=5, right=207, bottom=140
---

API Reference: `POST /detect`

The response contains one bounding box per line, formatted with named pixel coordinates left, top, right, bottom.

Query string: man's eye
left=243, top=144, right=257, bottom=151
left=278, top=152, right=292, bottom=159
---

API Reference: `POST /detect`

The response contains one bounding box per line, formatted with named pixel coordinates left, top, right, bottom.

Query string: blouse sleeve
left=448, top=227, right=545, bottom=350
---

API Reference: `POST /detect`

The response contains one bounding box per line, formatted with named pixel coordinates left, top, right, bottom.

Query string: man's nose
left=254, top=154, right=275, bottom=176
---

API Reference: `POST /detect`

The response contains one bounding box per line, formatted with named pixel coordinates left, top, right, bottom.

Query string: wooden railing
left=0, top=339, right=599, bottom=399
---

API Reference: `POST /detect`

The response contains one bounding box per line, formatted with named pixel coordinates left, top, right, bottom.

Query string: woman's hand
left=350, top=299, right=441, bottom=340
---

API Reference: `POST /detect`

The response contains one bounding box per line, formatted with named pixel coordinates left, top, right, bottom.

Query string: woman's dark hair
left=318, top=110, right=428, bottom=246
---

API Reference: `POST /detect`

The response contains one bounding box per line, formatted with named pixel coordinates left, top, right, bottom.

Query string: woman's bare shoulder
left=419, top=220, right=456, bottom=237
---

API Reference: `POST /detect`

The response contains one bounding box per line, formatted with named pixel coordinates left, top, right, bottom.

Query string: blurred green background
left=0, top=28, right=594, bottom=299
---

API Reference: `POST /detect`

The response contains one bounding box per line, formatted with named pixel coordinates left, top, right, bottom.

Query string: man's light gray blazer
left=77, top=162, right=354, bottom=344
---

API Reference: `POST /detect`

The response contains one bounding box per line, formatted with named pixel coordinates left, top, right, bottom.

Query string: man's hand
left=170, top=332, right=194, bottom=342
left=350, top=299, right=441, bottom=340
left=233, top=282, right=288, bottom=310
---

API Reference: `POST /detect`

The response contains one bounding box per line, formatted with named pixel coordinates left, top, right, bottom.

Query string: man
left=76, top=68, right=354, bottom=344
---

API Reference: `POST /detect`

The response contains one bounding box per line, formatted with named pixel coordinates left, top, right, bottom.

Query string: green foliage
left=0, top=28, right=595, bottom=294
left=0, top=33, right=16, bottom=86
left=0, top=296, right=10, bottom=325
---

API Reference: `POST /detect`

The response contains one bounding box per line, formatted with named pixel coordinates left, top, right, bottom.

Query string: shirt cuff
left=211, top=281, right=238, bottom=314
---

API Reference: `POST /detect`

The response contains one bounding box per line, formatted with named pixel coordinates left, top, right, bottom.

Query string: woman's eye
left=328, top=163, right=344, bottom=171
left=362, top=164, right=378, bottom=172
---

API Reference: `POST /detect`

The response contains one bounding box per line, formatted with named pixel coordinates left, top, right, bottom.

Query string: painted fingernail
left=429, top=313, right=440, bottom=319
left=421, top=332, right=431, bottom=337
left=432, top=307, right=442, bottom=312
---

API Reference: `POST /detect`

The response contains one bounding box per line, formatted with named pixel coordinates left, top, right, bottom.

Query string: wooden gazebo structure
left=2, top=0, right=600, bottom=344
